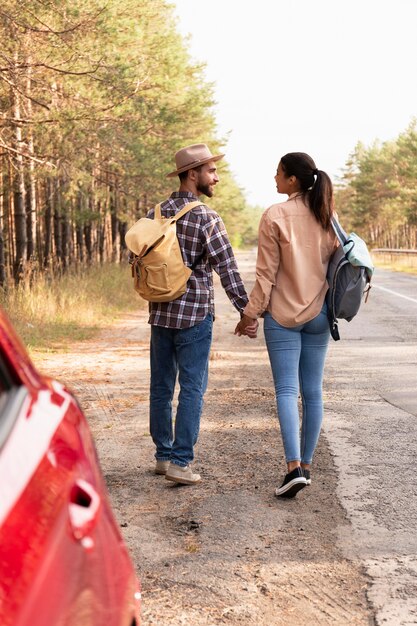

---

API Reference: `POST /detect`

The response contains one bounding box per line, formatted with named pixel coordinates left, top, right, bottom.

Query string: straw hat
left=166, top=143, right=224, bottom=178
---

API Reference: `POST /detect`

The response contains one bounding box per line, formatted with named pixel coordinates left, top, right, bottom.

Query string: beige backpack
left=125, top=201, right=202, bottom=302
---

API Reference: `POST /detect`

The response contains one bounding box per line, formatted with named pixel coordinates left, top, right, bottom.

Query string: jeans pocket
left=176, top=314, right=213, bottom=346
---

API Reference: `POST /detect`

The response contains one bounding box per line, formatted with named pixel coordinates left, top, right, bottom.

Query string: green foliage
left=0, top=0, right=259, bottom=275
left=335, top=119, right=417, bottom=248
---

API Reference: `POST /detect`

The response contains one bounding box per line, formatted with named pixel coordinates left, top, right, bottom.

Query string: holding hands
left=235, top=314, right=258, bottom=339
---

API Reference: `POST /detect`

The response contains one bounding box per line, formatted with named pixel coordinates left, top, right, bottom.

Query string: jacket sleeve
left=243, top=209, right=280, bottom=318
left=203, top=215, right=248, bottom=313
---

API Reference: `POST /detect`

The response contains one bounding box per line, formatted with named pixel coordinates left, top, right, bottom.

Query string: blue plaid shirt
left=146, top=191, right=248, bottom=328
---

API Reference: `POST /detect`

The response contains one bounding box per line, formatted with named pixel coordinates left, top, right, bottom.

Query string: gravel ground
left=33, top=251, right=375, bottom=625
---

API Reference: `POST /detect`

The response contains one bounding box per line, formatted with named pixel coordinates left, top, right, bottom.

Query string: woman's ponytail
left=280, top=153, right=334, bottom=230
left=308, top=169, right=333, bottom=230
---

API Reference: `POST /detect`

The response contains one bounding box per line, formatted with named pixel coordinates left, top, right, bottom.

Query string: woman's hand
left=235, top=314, right=259, bottom=339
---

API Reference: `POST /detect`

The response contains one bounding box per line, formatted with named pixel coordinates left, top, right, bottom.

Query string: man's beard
left=196, top=182, right=213, bottom=197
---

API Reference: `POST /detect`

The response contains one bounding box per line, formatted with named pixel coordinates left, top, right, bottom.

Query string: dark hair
left=178, top=164, right=203, bottom=182
left=280, top=152, right=333, bottom=230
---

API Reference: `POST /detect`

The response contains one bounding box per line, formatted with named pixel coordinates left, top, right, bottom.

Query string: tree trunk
left=7, top=158, right=15, bottom=273
left=53, top=179, right=62, bottom=271
left=11, top=71, right=27, bottom=282
left=119, top=220, right=127, bottom=262
left=110, top=183, right=119, bottom=262
left=76, top=223, right=84, bottom=264
left=61, top=210, right=70, bottom=271
left=84, top=223, right=92, bottom=264
left=25, top=58, right=37, bottom=261
left=44, top=178, right=53, bottom=268
left=0, top=169, right=6, bottom=286
left=98, top=223, right=105, bottom=263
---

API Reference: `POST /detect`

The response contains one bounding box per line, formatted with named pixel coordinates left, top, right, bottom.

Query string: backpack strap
left=153, top=201, right=202, bottom=222
left=171, top=201, right=203, bottom=222
left=174, top=202, right=207, bottom=268
left=153, top=200, right=207, bottom=269
left=331, top=217, right=348, bottom=246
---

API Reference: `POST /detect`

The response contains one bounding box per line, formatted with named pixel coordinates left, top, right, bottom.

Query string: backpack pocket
left=331, top=260, right=366, bottom=320
left=143, top=263, right=171, bottom=294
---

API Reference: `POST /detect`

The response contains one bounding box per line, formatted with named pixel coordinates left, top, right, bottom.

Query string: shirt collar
left=171, top=191, right=199, bottom=200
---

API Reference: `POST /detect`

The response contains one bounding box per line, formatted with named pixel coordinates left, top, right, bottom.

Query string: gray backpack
left=326, top=218, right=373, bottom=341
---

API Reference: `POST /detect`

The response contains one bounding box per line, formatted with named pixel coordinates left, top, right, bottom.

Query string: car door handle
left=68, top=479, right=101, bottom=547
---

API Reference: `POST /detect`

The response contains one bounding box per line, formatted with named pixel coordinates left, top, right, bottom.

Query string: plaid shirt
left=146, top=191, right=248, bottom=328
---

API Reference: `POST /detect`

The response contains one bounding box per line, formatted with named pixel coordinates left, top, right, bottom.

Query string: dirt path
left=33, top=251, right=374, bottom=625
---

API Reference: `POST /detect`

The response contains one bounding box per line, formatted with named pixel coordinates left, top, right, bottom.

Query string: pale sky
left=173, top=0, right=417, bottom=207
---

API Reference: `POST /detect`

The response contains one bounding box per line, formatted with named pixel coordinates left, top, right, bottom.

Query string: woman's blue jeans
left=149, top=314, right=213, bottom=467
left=263, top=306, right=330, bottom=465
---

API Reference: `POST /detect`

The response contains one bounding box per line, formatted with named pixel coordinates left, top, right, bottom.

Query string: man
left=148, top=143, right=256, bottom=485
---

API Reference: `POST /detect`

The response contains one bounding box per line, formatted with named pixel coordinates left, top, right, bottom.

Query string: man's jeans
left=263, top=306, right=330, bottom=465
left=150, top=314, right=213, bottom=467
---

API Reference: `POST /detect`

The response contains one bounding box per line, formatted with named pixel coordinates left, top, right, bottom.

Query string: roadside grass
left=372, top=258, right=417, bottom=276
left=0, top=263, right=144, bottom=353
left=2, top=254, right=414, bottom=355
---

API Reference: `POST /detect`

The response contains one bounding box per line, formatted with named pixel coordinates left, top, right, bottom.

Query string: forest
left=335, top=120, right=417, bottom=249
left=1, top=0, right=416, bottom=290
left=0, top=0, right=258, bottom=286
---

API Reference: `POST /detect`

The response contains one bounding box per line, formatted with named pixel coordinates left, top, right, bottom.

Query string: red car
left=0, top=309, right=141, bottom=626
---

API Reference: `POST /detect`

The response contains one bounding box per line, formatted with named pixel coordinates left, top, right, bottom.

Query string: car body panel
left=0, top=310, right=141, bottom=626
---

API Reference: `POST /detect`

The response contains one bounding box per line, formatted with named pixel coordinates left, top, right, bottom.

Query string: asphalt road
left=323, top=268, right=417, bottom=625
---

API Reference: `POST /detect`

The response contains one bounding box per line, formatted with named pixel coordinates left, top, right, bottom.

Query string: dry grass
left=372, top=255, right=417, bottom=276
left=6, top=255, right=411, bottom=354
left=373, top=260, right=417, bottom=276
left=0, top=263, right=144, bottom=351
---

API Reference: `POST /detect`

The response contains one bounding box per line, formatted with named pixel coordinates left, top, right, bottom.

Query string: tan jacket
left=244, top=192, right=338, bottom=327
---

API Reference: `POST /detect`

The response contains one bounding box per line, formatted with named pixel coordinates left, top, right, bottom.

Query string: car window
left=0, top=351, right=14, bottom=391
left=0, top=352, right=28, bottom=450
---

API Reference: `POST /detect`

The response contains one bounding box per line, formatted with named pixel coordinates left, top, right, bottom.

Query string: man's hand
left=235, top=314, right=259, bottom=339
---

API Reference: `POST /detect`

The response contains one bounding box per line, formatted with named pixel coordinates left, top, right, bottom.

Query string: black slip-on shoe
left=275, top=467, right=307, bottom=498
left=302, top=468, right=311, bottom=485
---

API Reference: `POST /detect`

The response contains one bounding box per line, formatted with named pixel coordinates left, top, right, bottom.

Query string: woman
left=236, top=152, right=338, bottom=498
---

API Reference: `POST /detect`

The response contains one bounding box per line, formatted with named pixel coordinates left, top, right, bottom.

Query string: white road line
left=373, top=284, right=417, bottom=305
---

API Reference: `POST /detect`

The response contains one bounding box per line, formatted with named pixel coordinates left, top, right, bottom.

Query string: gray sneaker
left=155, top=460, right=170, bottom=475
left=165, top=463, right=201, bottom=485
